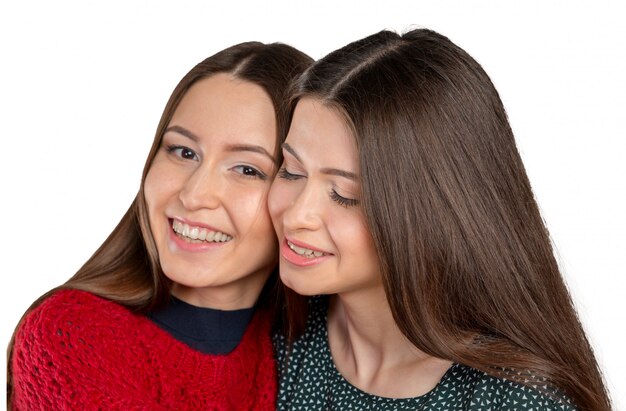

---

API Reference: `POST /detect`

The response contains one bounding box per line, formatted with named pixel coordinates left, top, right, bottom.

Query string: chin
left=281, top=276, right=318, bottom=297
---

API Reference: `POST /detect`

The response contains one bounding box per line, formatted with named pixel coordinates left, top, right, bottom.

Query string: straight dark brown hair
left=7, top=41, right=312, bottom=405
left=283, top=29, right=611, bottom=410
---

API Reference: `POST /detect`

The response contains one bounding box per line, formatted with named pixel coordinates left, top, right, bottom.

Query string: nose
left=178, top=165, right=223, bottom=211
left=281, top=180, right=324, bottom=232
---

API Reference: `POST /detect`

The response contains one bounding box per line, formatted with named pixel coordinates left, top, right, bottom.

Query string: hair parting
left=7, top=41, right=312, bottom=406
left=283, top=29, right=610, bottom=410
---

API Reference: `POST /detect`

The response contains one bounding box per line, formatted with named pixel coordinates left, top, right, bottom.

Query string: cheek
left=331, top=213, right=375, bottom=257
left=268, top=181, right=290, bottom=225
left=143, top=161, right=179, bottom=220
left=231, top=185, right=275, bottom=234
left=143, top=167, right=161, bottom=214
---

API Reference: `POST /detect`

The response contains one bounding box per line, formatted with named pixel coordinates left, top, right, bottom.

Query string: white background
left=1, top=0, right=624, bottom=407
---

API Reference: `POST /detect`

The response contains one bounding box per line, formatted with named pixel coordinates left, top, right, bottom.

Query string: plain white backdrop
left=1, top=0, right=624, bottom=407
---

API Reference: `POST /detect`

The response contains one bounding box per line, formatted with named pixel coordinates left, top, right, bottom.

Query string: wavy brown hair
left=7, top=41, right=312, bottom=405
left=284, top=29, right=611, bottom=410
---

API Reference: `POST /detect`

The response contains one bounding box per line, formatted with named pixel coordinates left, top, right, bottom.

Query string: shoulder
left=439, top=364, right=576, bottom=410
left=24, top=288, right=120, bottom=316
left=12, top=288, right=145, bottom=366
left=274, top=296, right=329, bottom=377
left=15, top=289, right=135, bottom=343
left=11, top=289, right=162, bottom=408
left=16, top=289, right=115, bottom=339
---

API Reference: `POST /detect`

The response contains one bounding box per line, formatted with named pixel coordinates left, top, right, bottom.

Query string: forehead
left=287, top=98, right=359, bottom=171
left=169, top=73, right=276, bottom=150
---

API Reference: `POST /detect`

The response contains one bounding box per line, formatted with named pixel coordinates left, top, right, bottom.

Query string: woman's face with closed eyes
left=268, top=98, right=381, bottom=298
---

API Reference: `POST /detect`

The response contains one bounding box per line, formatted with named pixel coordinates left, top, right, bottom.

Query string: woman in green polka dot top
left=268, top=28, right=611, bottom=410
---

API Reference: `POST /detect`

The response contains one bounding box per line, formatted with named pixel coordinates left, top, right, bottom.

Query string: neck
left=329, top=288, right=427, bottom=367
left=327, top=287, right=452, bottom=398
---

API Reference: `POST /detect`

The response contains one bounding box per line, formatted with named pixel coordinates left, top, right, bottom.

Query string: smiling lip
left=168, top=217, right=231, bottom=253
left=280, top=237, right=331, bottom=267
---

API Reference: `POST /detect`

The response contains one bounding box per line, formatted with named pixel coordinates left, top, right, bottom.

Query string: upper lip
left=285, top=235, right=331, bottom=254
left=170, top=216, right=231, bottom=236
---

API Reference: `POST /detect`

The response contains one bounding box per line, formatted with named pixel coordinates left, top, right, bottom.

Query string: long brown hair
left=7, top=41, right=312, bottom=404
left=285, top=29, right=611, bottom=410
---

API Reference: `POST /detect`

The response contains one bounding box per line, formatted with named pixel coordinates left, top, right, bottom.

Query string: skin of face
left=144, top=73, right=278, bottom=309
left=268, top=97, right=382, bottom=298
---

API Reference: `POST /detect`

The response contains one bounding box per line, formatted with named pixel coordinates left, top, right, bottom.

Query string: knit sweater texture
left=11, top=289, right=277, bottom=410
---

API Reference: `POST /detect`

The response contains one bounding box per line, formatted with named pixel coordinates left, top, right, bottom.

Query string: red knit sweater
left=11, top=289, right=277, bottom=410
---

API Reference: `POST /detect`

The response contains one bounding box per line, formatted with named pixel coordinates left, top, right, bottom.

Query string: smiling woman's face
left=144, top=73, right=278, bottom=309
left=268, top=98, right=381, bottom=298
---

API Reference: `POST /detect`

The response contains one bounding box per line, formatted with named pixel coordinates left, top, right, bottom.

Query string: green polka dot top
left=275, top=296, right=575, bottom=410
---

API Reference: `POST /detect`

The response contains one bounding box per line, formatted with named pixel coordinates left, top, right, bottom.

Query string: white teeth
left=173, top=220, right=182, bottom=233
left=172, top=221, right=232, bottom=243
left=287, top=241, right=325, bottom=259
left=189, top=227, right=199, bottom=239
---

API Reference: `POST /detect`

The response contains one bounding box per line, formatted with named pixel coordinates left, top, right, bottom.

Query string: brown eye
left=166, top=145, right=199, bottom=162
left=180, top=148, right=196, bottom=159
left=243, top=166, right=257, bottom=175
left=232, top=165, right=267, bottom=180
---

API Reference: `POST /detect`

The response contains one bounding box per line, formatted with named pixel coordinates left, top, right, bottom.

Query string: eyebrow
left=164, top=125, right=200, bottom=142
left=165, top=125, right=276, bottom=163
left=163, top=126, right=200, bottom=142
left=320, top=167, right=358, bottom=180
left=225, top=144, right=276, bottom=164
left=282, top=143, right=358, bottom=181
left=282, top=143, right=302, bottom=162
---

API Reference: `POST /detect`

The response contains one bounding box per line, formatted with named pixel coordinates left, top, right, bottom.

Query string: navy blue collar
left=148, top=296, right=255, bottom=355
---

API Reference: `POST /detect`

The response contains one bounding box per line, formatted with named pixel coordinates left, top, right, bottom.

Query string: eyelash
left=278, top=167, right=359, bottom=208
left=166, top=144, right=199, bottom=161
left=330, top=190, right=359, bottom=208
left=167, top=144, right=266, bottom=180
left=277, top=167, right=303, bottom=181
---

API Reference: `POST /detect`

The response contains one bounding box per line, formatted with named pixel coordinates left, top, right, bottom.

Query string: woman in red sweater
left=8, top=42, right=311, bottom=410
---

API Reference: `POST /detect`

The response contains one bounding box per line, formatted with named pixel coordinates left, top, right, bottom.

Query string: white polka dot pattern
left=275, top=297, right=576, bottom=410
